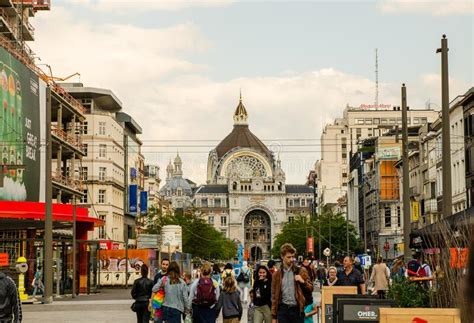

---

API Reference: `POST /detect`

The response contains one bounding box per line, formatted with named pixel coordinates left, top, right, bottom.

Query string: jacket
left=0, top=272, right=22, bottom=323
left=370, top=263, right=389, bottom=291
left=131, top=276, right=154, bottom=302
left=152, top=277, right=189, bottom=313
left=271, top=266, right=313, bottom=318
left=252, top=279, right=272, bottom=307
left=215, top=290, right=242, bottom=319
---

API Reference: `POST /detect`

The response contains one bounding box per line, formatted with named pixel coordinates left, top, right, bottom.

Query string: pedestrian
left=303, top=303, right=319, bottom=323
left=267, top=260, right=277, bottom=276
left=236, top=261, right=251, bottom=304
left=334, top=261, right=344, bottom=274
left=391, top=258, right=406, bottom=279
left=369, top=257, right=389, bottom=299
left=317, top=264, right=327, bottom=288
left=32, top=266, right=44, bottom=299
left=131, top=264, right=154, bottom=323
left=222, top=263, right=235, bottom=281
left=189, top=262, right=220, bottom=323
left=251, top=265, right=272, bottom=323
left=154, top=258, right=170, bottom=285
left=216, top=276, right=243, bottom=323
left=152, top=261, right=189, bottom=323
left=0, top=270, right=22, bottom=323
left=337, top=256, right=366, bottom=294
left=212, top=264, right=222, bottom=286
left=323, top=266, right=338, bottom=286
left=301, top=256, right=315, bottom=283
left=271, top=243, right=314, bottom=323
left=354, top=257, right=367, bottom=281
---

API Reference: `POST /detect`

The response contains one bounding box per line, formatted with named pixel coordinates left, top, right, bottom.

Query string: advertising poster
left=0, top=46, right=45, bottom=202
left=129, top=184, right=138, bottom=214
left=98, top=249, right=155, bottom=273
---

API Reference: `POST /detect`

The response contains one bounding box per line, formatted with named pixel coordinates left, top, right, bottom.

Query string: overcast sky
left=30, top=0, right=472, bottom=184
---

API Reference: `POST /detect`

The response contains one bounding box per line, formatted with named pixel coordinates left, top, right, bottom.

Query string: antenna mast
left=375, top=48, right=379, bottom=109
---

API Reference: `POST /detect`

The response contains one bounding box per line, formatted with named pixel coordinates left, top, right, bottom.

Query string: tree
left=141, top=207, right=236, bottom=260
left=272, top=207, right=361, bottom=259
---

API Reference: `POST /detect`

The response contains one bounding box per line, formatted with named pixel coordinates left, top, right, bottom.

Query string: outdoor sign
left=321, top=286, right=357, bottom=323
left=411, top=201, right=419, bottom=222
left=335, top=297, right=396, bottom=322
left=139, top=191, right=148, bottom=215
left=449, top=248, right=468, bottom=269
left=0, top=253, right=8, bottom=266
left=358, top=255, right=372, bottom=269
left=376, top=146, right=401, bottom=160
left=378, top=307, right=461, bottom=323
left=307, top=237, right=314, bottom=253
left=129, top=184, right=138, bottom=214
left=0, top=46, right=46, bottom=202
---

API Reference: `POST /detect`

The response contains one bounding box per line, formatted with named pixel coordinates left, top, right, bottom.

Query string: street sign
left=323, top=248, right=331, bottom=257
left=0, top=253, right=8, bottom=266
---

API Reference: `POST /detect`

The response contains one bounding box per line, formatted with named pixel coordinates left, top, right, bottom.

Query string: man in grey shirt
left=271, top=243, right=313, bottom=323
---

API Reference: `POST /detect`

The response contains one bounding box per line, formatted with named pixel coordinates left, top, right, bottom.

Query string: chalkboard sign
left=332, top=294, right=378, bottom=322
left=336, top=298, right=396, bottom=323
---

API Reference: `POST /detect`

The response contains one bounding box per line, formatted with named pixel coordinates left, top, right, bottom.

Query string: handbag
left=151, top=276, right=167, bottom=320
left=130, top=301, right=137, bottom=312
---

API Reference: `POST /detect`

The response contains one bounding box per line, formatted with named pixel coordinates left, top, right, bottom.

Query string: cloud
left=70, top=0, right=234, bottom=12
left=377, top=0, right=473, bottom=16
left=30, top=5, right=471, bottom=185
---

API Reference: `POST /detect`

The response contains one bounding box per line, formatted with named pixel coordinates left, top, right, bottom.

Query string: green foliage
left=271, top=207, right=360, bottom=259
left=141, top=207, right=236, bottom=260
left=387, top=276, right=430, bottom=308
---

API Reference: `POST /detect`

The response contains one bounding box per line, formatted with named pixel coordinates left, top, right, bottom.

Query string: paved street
left=23, top=286, right=322, bottom=323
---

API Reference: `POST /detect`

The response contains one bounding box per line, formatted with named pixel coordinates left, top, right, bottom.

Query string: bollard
left=15, top=256, right=28, bottom=301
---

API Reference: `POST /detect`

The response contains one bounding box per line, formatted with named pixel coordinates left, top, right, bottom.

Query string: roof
left=116, top=112, right=143, bottom=134
left=215, top=125, right=274, bottom=160
left=62, top=83, right=123, bottom=111
left=160, top=177, right=193, bottom=194
left=195, top=185, right=229, bottom=194
left=286, top=185, right=314, bottom=194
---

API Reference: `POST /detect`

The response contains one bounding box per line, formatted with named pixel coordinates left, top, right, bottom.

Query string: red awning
left=0, top=201, right=104, bottom=227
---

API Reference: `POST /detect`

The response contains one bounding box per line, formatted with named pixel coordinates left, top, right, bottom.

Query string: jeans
left=163, top=306, right=182, bottom=323
left=134, top=301, right=151, bottom=323
left=253, top=304, right=272, bottom=323
left=238, top=286, right=249, bottom=303
left=32, top=284, right=44, bottom=298
left=277, top=304, right=304, bottom=323
left=192, top=304, right=216, bottom=323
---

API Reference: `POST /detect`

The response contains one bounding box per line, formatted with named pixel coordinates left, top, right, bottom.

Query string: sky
left=30, top=0, right=473, bottom=184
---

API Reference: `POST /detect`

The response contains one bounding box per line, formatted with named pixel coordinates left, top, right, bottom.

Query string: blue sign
left=140, top=191, right=148, bottom=215
left=129, top=184, right=138, bottom=214
left=130, top=167, right=137, bottom=180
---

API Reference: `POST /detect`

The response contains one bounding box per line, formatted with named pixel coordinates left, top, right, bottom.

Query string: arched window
left=278, top=182, right=282, bottom=191
left=233, top=182, right=237, bottom=190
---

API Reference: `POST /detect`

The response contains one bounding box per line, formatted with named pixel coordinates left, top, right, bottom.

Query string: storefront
left=0, top=200, right=103, bottom=295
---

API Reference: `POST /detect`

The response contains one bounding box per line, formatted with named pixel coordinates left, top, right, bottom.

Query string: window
left=79, top=167, right=88, bottom=180
left=381, top=118, right=388, bottom=125
left=80, top=190, right=88, bottom=203
left=202, top=198, right=208, bottom=207
left=384, top=207, right=391, bottom=227
left=420, top=117, right=427, bottom=124
left=342, top=152, right=347, bottom=159
left=215, top=198, right=221, bottom=208
left=208, top=216, right=214, bottom=225
left=99, top=122, right=106, bottom=135
left=288, top=199, right=294, bottom=207
left=99, top=144, right=107, bottom=158
left=373, top=118, right=380, bottom=125
left=342, top=172, right=347, bottom=178
left=220, top=229, right=227, bottom=237
left=220, top=216, right=227, bottom=226
left=341, top=138, right=347, bottom=149
left=365, top=118, right=372, bottom=125
left=397, top=206, right=401, bottom=227
left=98, top=215, right=106, bottom=239
left=83, top=144, right=88, bottom=156
left=83, top=122, right=88, bottom=135
left=301, top=199, right=306, bottom=207
left=98, top=190, right=106, bottom=203
left=288, top=216, right=294, bottom=223
left=356, top=119, right=364, bottom=124
left=99, top=167, right=106, bottom=181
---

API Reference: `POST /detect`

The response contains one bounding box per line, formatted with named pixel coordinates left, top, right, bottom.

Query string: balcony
left=52, top=172, right=82, bottom=193
left=51, top=125, right=85, bottom=155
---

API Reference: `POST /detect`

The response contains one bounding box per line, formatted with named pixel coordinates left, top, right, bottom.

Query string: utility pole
left=401, top=84, right=411, bottom=261
left=437, top=35, right=452, bottom=219
left=44, top=86, right=53, bottom=304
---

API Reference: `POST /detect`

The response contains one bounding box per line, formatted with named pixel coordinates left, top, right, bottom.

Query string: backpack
left=407, top=260, right=426, bottom=277
left=194, top=278, right=216, bottom=307
left=237, top=269, right=250, bottom=283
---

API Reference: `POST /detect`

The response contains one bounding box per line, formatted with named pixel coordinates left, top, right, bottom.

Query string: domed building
left=194, top=96, right=314, bottom=260
left=159, top=153, right=196, bottom=209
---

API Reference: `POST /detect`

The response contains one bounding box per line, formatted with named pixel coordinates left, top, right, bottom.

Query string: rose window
left=226, top=156, right=267, bottom=178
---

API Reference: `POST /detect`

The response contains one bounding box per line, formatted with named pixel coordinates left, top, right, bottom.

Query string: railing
left=52, top=172, right=82, bottom=191
left=0, top=33, right=86, bottom=116
left=51, top=125, right=85, bottom=153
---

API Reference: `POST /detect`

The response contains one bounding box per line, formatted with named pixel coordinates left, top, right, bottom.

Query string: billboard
left=0, top=46, right=45, bottom=202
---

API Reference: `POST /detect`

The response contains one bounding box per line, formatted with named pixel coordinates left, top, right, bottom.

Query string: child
left=304, top=302, right=319, bottom=323
left=215, top=276, right=243, bottom=323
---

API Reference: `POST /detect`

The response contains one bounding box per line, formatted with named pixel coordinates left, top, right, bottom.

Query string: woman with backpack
left=251, top=265, right=272, bottom=323
left=152, top=261, right=189, bottom=323
left=222, top=263, right=235, bottom=282
left=211, top=264, right=222, bottom=286
left=236, top=261, right=252, bottom=304
left=188, top=262, right=220, bottom=323
left=215, top=276, right=243, bottom=323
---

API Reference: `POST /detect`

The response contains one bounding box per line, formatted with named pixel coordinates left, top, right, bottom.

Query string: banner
left=411, top=201, right=419, bottom=222
left=0, top=46, right=45, bottom=202
left=307, top=237, right=314, bottom=254
left=129, top=184, right=138, bottom=214
left=140, top=191, right=147, bottom=215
